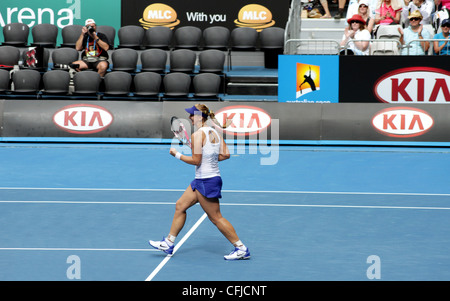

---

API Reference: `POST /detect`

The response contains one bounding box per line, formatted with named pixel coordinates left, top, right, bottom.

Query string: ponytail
left=195, top=104, right=231, bottom=129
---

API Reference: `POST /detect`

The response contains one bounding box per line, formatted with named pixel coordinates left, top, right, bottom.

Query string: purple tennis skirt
left=190, top=176, right=223, bottom=199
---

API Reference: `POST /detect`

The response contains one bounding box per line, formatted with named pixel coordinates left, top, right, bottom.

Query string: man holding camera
left=71, top=18, right=110, bottom=77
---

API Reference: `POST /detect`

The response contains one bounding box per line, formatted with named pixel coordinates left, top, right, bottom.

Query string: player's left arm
left=170, top=131, right=203, bottom=165
left=218, top=135, right=230, bottom=161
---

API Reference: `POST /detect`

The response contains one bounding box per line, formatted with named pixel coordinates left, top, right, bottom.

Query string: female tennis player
left=149, top=104, right=250, bottom=260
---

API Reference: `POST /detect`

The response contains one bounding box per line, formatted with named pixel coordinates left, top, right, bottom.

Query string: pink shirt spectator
left=376, top=2, right=402, bottom=24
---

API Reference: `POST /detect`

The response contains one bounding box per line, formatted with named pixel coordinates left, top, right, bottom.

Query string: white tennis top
left=195, top=126, right=221, bottom=179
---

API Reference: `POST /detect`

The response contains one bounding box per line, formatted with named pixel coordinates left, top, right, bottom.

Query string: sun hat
left=347, top=14, right=366, bottom=25
left=408, top=10, right=423, bottom=20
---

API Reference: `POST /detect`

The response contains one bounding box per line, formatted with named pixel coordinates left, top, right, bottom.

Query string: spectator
left=399, top=10, right=432, bottom=54
left=319, top=0, right=333, bottom=18
left=433, top=18, right=450, bottom=54
left=71, top=18, right=110, bottom=77
left=402, top=0, right=435, bottom=25
left=335, top=0, right=348, bottom=19
left=347, top=0, right=376, bottom=33
left=374, top=0, right=403, bottom=24
left=341, top=14, right=372, bottom=54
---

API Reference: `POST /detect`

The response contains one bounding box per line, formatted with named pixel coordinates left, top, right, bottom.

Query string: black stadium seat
left=118, top=25, right=145, bottom=49
left=43, top=70, right=70, bottom=94
left=140, top=48, right=167, bottom=73
left=2, top=23, right=29, bottom=47
left=198, top=49, right=225, bottom=73
left=203, top=26, right=230, bottom=50
left=0, top=46, right=20, bottom=69
left=60, top=24, right=83, bottom=48
left=169, top=49, right=196, bottom=73
left=163, top=72, right=191, bottom=98
left=73, top=71, right=101, bottom=95
left=193, top=73, right=221, bottom=99
left=133, top=71, right=162, bottom=97
left=104, top=71, right=132, bottom=96
left=143, top=26, right=173, bottom=50
left=31, top=23, right=58, bottom=48
left=174, top=26, right=202, bottom=50
left=111, top=48, right=138, bottom=72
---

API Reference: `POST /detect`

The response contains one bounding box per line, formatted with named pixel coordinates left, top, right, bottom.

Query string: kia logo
left=53, top=104, right=114, bottom=134
left=214, top=105, right=271, bottom=135
left=372, top=107, right=434, bottom=138
left=374, top=67, right=450, bottom=103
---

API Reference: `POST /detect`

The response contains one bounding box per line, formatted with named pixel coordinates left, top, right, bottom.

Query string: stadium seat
left=60, top=25, right=83, bottom=48
left=73, top=71, right=101, bottom=95
left=376, top=25, right=401, bottom=40
left=133, top=71, right=162, bottom=97
left=31, top=23, right=58, bottom=48
left=193, top=73, right=221, bottom=98
left=169, top=49, right=196, bottom=73
left=163, top=72, right=191, bottom=97
left=140, top=48, right=167, bottom=73
left=43, top=69, right=70, bottom=94
left=259, top=27, right=285, bottom=50
left=198, top=49, right=225, bottom=73
left=231, top=27, right=258, bottom=50
left=203, top=26, right=230, bottom=50
left=370, top=41, right=400, bottom=55
left=2, top=23, right=29, bottom=47
left=104, top=71, right=132, bottom=96
left=174, top=26, right=202, bottom=50
left=0, top=69, right=10, bottom=92
left=51, top=48, right=79, bottom=69
left=12, top=69, right=41, bottom=93
left=111, top=48, right=138, bottom=72
left=143, top=26, right=173, bottom=49
left=0, top=46, right=20, bottom=69
left=118, top=25, right=145, bottom=49
left=97, top=25, right=116, bottom=47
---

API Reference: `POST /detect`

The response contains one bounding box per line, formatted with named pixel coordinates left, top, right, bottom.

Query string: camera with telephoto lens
left=86, top=25, right=95, bottom=34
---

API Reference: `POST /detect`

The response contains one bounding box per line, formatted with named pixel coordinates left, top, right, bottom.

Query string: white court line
left=145, top=213, right=208, bottom=281
left=0, top=186, right=450, bottom=197
left=0, top=201, right=449, bottom=210
left=0, top=248, right=157, bottom=252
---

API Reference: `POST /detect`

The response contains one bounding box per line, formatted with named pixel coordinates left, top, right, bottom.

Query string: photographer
left=71, top=19, right=110, bottom=77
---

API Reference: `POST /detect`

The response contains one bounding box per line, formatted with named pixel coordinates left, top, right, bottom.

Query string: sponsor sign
left=121, top=0, right=288, bottom=31
left=374, top=67, right=450, bottom=103
left=372, top=107, right=434, bottom=138
left=278, top=55, right=339, bottom=103
left=53, top=104, right=114, bottom=134
left=214, top=105, right=271, bottom=136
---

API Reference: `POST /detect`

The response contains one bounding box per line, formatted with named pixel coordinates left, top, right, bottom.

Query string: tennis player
left=149, top=104, right=250, bottom=260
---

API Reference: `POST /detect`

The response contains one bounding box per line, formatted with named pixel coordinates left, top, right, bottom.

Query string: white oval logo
left=214, top=106, right=271, bottom=135
left=53, top=104, right=114, bottom=134
left=372, top=107, right=434, bottom=138
left=374, top=67, right=450, bottom=103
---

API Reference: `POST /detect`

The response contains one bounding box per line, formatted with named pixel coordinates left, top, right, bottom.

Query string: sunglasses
left=350, top=20, right=362, bottom=24
left=359, top=5, right=368, bottom=7
left=410, top=18, right=421, bottom=21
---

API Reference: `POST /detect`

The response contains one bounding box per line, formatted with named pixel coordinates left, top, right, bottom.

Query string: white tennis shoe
left=224, top=247, right=250, bottom=260
left=148, top=237, right=174, bottom=255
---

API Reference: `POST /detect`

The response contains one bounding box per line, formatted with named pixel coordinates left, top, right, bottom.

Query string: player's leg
left=196, top=191, right=250, bottom=260
left=149, top=185, right=197, bottom=254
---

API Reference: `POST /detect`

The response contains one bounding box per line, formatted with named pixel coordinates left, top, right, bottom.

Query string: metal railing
left=284, top=38, right=449, bottom=55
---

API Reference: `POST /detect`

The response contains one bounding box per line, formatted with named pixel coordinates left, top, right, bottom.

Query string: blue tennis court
left=0, top=143, right=449, bottom=281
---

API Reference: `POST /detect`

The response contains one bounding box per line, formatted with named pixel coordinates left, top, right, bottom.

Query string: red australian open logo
left=214, top=105, right=272, bottom=136
left=53, top=104, right=114, bottom=134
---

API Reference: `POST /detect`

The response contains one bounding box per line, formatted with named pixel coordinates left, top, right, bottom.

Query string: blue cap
left=442, top=19, right=450, bottom=27
left=185, top=105, right=208, bottom=118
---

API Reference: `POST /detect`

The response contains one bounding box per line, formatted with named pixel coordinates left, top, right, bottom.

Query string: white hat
left=85, top=18, right=96, bottom=26
left=359, top=0, right=370, bottom=6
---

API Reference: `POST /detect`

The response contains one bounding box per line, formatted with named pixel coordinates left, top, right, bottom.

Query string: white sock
left=233, top=240, right=246, bottom=250
left=165, top=234, right=176, bottom=246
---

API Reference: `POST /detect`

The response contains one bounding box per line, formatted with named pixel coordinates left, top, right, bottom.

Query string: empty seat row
left=0, top=69, right=223, bottom=99
left=2, top=23, right=285, bottom=51
left=0, top=46, right=227, bottom=74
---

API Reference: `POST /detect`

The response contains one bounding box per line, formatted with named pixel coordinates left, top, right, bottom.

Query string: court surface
left=0, top=142, right=449, bottom=281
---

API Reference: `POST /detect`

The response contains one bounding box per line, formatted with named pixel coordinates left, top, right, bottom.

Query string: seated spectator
left=433, top=18, right=450, bottom=54
left=350, top=0, right=376, bottom=33
left=399, top=10, right=432, bottom=54
left=374, top=0, right=403, bottom=25
left=402, top=0, right=435, bottom=25
left=341, top=14, right=372, bottom=54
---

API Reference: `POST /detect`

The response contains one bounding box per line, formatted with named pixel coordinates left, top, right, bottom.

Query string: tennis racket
left=170, top=116, right=191, bottom=147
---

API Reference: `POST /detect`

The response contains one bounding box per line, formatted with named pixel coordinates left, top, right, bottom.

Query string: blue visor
left=185, top=105, right=208, bottom=118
